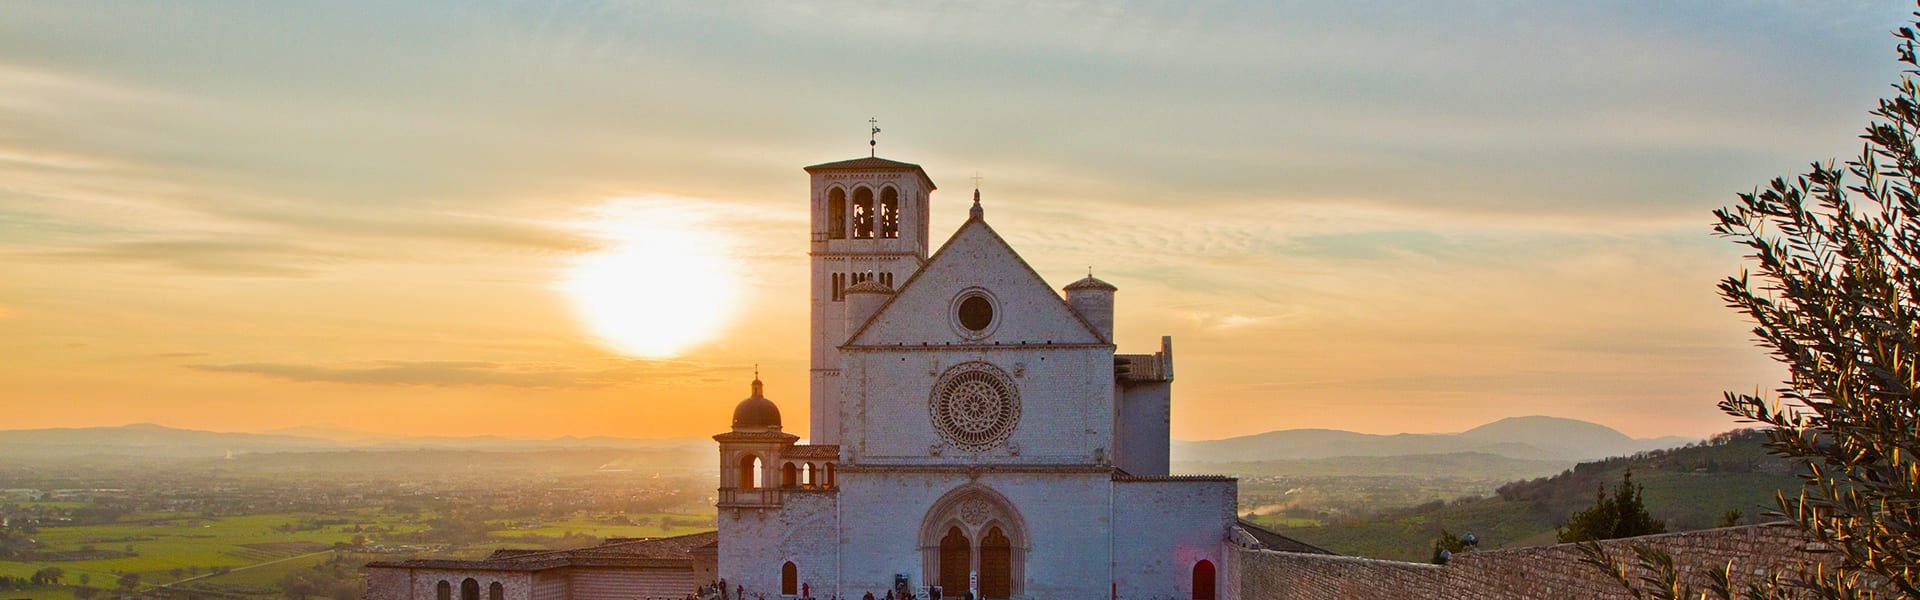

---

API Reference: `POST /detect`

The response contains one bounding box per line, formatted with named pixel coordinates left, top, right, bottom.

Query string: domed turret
left=1065, top=272, right=1117, bottom=342
left=731, top=375, right=781, bottom=431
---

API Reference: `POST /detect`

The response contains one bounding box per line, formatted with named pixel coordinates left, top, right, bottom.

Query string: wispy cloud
left=45, top=239, right=340, bottom=278
left=187, top=359, right=716, bottom=388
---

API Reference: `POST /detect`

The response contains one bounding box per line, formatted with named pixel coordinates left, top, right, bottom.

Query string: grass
left=1, top=509, right=717, bottom=598
left=491, top=513, right=713, bottom=541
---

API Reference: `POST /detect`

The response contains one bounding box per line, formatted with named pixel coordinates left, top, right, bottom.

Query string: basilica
left=364, top=155, right=1320, bottom=600
left=711, top=155, right=1260, bottom=599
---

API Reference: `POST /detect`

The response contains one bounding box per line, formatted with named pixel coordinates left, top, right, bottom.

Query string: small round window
left=957, top=296, right=994, bottom=331
left=951, top=290, right=998, bottom=339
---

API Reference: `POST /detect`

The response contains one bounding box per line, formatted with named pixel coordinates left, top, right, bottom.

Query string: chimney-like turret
left=1064, top=274, right=1117, bottom=343
left=844, top=278, right=894, bottom=333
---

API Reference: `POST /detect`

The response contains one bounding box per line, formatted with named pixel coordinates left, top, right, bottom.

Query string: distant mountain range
left=1173, top=416, right=1694, bottom=463
left=0, top=423, right=710, bottom=458
left=0, top=416, right=1692, bottom=463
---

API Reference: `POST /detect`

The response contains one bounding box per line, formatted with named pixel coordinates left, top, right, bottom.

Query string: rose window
left=930, top=362, right=1021, bottom=451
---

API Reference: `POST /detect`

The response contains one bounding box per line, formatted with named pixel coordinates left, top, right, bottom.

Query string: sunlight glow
left=561, top=198, right=742, bottom=358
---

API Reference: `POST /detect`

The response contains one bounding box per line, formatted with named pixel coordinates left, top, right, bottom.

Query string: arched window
left=460, top=578, right=479, bottom=600
left=436, top=581, right=451, bottom=600
left=781, top=462, right=798, bottom=488
left=781, top=561, right=798, bottom=596
left=801, top=463, right=814, bottom=487
left=879, top=187, right=899, bottom=239
left=827, top=188, right=847, bottom=239
left=824, top=463, right=835, bottom=488
left=738, top=454, right=762, bottom=489
left=1192, top=560, right=1217, bottom=600
left=488, top=582, right=503, bottom=600
left=852, top=187, right=875, bottom=238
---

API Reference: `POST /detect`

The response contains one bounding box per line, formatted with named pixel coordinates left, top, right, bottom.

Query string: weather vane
left=868, top=117, right=880, bottom=157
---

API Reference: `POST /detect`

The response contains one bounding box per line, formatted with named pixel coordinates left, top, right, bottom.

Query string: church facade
left=361, top=154, right=1318, bottom=600
left=713, top=156, right=1250, bottom=600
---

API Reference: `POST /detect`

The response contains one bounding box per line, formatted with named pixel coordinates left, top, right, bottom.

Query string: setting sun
left=561, top=199, right=742, bottom=358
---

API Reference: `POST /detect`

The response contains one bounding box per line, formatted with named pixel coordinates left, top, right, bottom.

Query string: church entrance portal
left=939, top=527, right=970, bottom=592
left=980, top=527, right=1012, bottom=598
left=919, top=485, right=1026, bottom=599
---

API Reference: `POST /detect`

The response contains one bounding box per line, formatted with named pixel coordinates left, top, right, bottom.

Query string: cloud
left=45, top=239, right=339, bottom=277
left=186, top=359, right=715, bottom=388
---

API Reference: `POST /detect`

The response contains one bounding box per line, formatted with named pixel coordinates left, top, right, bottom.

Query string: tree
left=1584, top=4, right=1920, bottom=597
left=73, top=586, right=98, bottom=600
left=1557, top=471, right=1666, bottom=543
left=117, top=572, right=139, bottom=591
left=1429, top=528, right=1476, bottom=565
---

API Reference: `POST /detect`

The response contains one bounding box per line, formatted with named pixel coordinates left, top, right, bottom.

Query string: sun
left=561, top=199, right=742, bottom=358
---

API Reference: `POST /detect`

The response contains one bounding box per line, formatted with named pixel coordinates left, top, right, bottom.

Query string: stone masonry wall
left=1238, top=523, right=1830, bottom=600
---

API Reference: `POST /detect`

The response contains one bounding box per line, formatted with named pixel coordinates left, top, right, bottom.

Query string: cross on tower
left=868, top=118, right=880, bottom=157
left=971, top=171, right=984, bottom=190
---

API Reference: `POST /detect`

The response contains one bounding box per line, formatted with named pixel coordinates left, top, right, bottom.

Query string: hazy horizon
left=0, top=413, right=1700, bottom=442
left=3, top=2, right=1908, bottom=440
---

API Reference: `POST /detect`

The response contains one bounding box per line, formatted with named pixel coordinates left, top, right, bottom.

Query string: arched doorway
left=980, top=527, right=1012, bottom=599
left=1192, top=560, right=1217, bottom=600
left=781, top=561, right=798, bottom=596
left=939, top=527, right=970, bottom=593
left=918, top=485, right=1028, bottom=599
left=460, top=578, right=479, bottom=600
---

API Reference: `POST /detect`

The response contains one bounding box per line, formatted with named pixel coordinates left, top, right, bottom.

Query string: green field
left=2, top=509, right=716, bottom=599
left=492, top=513, right=714, bottom=541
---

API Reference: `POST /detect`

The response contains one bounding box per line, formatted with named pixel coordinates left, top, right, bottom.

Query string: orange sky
left=0, top=2, right=1906, bottom=440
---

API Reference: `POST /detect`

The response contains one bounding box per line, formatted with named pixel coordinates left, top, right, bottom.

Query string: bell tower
left=803, top=156, right=936, bottom=445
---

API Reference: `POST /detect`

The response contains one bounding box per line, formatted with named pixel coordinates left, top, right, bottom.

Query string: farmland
left=0, top=450, right=717, bottom=599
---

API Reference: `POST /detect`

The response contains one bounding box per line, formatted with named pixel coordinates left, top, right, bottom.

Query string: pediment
left=846, top=219, right=1104, bottom=347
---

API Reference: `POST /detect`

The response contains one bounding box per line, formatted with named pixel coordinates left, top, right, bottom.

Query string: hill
left=1255, top=429, right=1798, bottom=561
left=0, top=423, right=708, bottom=458
left=1175, top=416, right=1694, bottom=463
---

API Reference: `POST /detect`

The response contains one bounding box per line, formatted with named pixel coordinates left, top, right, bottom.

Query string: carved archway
left=917, top=485, right=1027, bottom=599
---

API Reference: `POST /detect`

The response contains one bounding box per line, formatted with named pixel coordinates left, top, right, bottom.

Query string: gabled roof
left=844, top=215, right=1108, bottom=347
left=803, top=156, right=937, bottom=190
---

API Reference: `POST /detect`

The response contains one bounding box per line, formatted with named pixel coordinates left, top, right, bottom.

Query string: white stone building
left=711, top=155, right=1273, bottom=600
left=363, top=154, right=1325, bottom=600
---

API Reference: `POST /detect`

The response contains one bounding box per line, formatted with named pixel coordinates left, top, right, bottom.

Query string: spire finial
left=868, top=118, right=880, bottom=157
left=969, top=170, right=985, bottom=221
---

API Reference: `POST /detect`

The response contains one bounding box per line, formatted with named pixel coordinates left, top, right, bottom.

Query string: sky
left=0, top=1, right=1909, bottom=441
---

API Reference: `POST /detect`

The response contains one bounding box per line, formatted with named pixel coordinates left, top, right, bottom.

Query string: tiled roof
left=803, top=156, right=937, bottom=190
left=783, top=444, right=840, bottom=459
left=367, top=530, right=719, bottom=572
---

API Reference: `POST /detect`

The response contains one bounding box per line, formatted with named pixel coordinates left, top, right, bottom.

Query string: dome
left=731, top=377, right=781, bottom=430
left=1064, top=274, right=1117, bottom=292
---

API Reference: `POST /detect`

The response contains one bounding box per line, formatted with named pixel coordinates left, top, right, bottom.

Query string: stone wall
left=1111, top=477, right=1237, bottom=600
left=1237, top=523, right=1830, bottom=599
